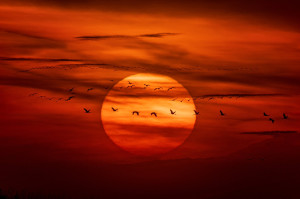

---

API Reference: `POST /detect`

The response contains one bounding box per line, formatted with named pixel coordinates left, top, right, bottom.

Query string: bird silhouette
left=87, top=88, right=94, bottom=92
left=151, top=112, right=157, bottom=117
left=68, top=88, right=74, bottom=92
left=167, top=87, right=175, bottom=91
left=144, top=84, right=150, bottom=87
left=263, top=112, right=269, bottom=116
left=132, top=111, right=139, bottom=116
left=154, top=87, right=162, bottom=90
left=65, top=96, right=75, bottom=101
left=220, top=110, right=225, bottom=116
left=112, top=107, right=118, bottom=112
left=170, top=109, right=176, bottom=115
left=128, top=81, right=133, bottom=85
left=194, top=110, right=199, bottom=115
left=83, top=108, right=91, bottom=113
left=283, top=113, right=288, bottom=119
left=269, top=118, right=275, bottom=123
left=28, top=93, right=38, bottom=96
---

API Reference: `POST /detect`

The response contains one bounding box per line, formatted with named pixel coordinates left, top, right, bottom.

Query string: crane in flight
left=112, top=107, right=118, bottom=112
left=194, top=110, right=199, bottom=115
left=83, top=108, right=91, bottom=113
left=151, top=112, right=157, bottom=117
left=220, top=110, right=225, bottom=116
left=132, top=111, right=139, bottom=116
left=170, top=109, right=176, bottom=115
left=65, top=96, right=75, bottom=101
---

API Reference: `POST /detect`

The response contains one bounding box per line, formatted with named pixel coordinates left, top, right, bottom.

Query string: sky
left=0, top=0, right=300, bottom=198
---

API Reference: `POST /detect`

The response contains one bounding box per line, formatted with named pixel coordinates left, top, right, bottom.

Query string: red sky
left=0, top=1, right=300, bottom=198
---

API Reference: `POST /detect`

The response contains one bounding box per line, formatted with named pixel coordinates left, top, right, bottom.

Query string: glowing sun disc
left=101, top=73, right=196, bottom=156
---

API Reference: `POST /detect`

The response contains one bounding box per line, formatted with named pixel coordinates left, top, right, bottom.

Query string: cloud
left=241, top=131, right=298, bottom=135
left=75, top=33, right=179, bottom=40
left=2, top=0, right=300, bottom=31
left=0, top=57, right=82, bottom=62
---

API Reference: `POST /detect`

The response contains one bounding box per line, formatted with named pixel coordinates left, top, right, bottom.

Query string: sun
left=101, top=73, right=196, bottom=156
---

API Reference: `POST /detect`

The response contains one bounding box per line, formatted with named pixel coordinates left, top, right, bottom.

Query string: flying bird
left=151, top=112, right=157, bottom=117
left=112, top=107, right=118, bottom=112
left=68, top=88, right=74, bottom=92
left=154, top=87, right=162, bottom=90
left=132, top=111, right=139, bottom=116
left=167, top=87, right=175, bottom=91
left=65, top=96, right=75, bottom=101
left=194, top=110, right=199, bottom=115
left=220, top=110, right=225, bottom=116
left=144, top=84, right=150, bottom=87
left=263, top=112, right=269, bottom=116
left=83, top=108, right=91, bottom=113
left=170, top=109, right=176, bottom=115
left=87, top=88, right=94, bottom=92
left=283, top=113, right=288, bottom=119
left=269, top=118, right=275, bottom=123
left=28, top=93, right=38, bottom=96
left=56, top=98, right=63, bottom=101
left=128, top=81, right=133, bottom=85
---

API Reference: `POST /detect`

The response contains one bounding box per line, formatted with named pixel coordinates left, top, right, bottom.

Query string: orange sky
left=0, top=0, right=300, bottom=165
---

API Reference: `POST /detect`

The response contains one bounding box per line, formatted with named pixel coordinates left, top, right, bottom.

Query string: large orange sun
left=101, top=73, right=196, bottom=156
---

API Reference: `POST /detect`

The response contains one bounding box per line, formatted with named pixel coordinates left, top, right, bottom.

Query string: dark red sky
left=0, top=0, right=300, bottom=198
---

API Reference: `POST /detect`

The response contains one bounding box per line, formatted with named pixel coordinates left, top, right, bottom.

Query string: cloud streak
left=75, top=33, right=179, bottom=40
left=241, top=131, right=298, bottom=135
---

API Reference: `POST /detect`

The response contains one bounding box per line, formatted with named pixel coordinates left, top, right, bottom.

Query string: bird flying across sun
left=132, top=111, right=139, bottom=116
left=170, top=109, right=176, bottom=115
left=151, top=112, right=157, bottom=117
left=112, top=107, right=118, bottom=112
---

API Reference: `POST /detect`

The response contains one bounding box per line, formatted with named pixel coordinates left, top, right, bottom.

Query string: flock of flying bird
left=28, top=80, right=289, bottom=123
left=108, top=107, right=288, bottom=123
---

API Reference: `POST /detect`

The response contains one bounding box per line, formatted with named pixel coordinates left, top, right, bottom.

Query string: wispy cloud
left=241, top=131, right=297, bottom=135
left=75, top=33, right=179, bottom=40
left=0, top=57, right=82, bottom=62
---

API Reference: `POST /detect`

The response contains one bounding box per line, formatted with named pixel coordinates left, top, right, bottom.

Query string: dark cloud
left=0, top=28, right=55, bottom=40
left=0, top=57, right=82, bottom=62
left=241, top=131, right=297, bottom=135
left=2, top=0, right=300, bottom=30
left=76, top=33, right=179, bottom=40
left=18, top=63, right=134, bottom=72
